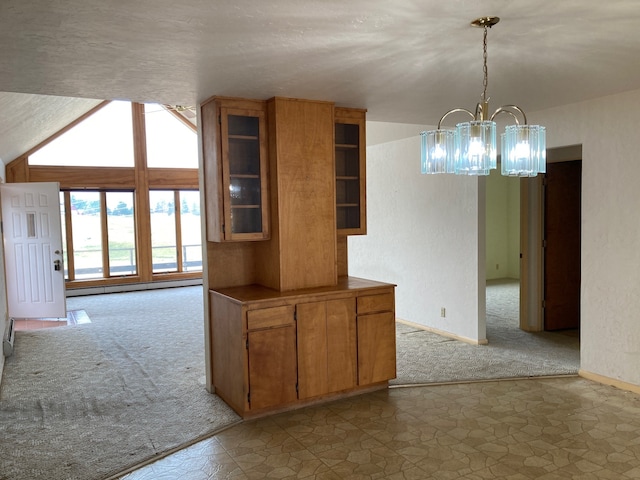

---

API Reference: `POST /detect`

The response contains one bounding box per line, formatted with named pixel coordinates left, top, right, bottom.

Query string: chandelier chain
left=482, top=25, right=488, bottom=102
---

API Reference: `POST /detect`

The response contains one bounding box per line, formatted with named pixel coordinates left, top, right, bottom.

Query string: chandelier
left=420, top=17, right=546, bottom=177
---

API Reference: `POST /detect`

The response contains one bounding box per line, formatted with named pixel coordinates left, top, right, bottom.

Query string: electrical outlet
left=440, top=307, right=446, bottom=318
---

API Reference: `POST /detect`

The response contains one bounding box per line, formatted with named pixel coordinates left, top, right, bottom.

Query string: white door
left=1, top=182, right=66, bottom=318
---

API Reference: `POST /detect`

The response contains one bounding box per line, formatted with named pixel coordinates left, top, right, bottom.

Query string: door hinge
left=222, top=223, right=225, bottom=235
left=294, top=308, right=297, bottom=321
left=245, top=338, right=249, bottom=349
left=218, top=114, right=222, bottom=125
left=295, top=382, right=299, bottom=394
left=247, top=391, right=250, bottom=404
left=542, top=300, right=546, bottom=308
left=543, top=239, right=548, bottom=248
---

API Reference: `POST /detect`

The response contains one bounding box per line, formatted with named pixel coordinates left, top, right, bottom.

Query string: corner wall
left=348, top=122, right=486, bottom=342
left=533, top=88, right=640, bottom=387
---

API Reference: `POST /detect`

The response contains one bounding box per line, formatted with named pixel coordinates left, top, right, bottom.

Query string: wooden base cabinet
left=210, top=277, right=395, bottom=418
left=297, top=298, right=357, bottom=399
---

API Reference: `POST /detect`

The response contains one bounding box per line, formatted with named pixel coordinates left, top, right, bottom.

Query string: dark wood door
left=544, top=160, right=581, bottom=330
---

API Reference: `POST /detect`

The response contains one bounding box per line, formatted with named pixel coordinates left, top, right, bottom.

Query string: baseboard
left=396, top=318, right=489, bottom=345
left=66, top=278, right=203, bottom=297
left=579, top=369, right=640, bottom=395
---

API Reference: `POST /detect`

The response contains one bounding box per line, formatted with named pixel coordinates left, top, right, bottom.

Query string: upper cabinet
left=201, top=97, right=270, bottom=242
left=335, top=107, right=367, bottom=235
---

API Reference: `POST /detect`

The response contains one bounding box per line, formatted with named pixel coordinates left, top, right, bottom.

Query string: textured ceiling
left=1, top=0, right=639, bottom=163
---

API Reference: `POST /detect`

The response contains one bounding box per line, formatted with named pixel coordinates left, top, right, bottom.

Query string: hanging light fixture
left=420, top=16, right=546, bottom=177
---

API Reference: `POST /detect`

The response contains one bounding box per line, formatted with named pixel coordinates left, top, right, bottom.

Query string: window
left=29, top=101, right=135, bottom=167
left=144, top=104, right=198, bottom=169
left=69, top=191, right=104, bottom=279
left=106, top=192, right=137, bottom=276
left=149, top=190, right=202, bottom=274
left=20, top=101, right=202, bottom=287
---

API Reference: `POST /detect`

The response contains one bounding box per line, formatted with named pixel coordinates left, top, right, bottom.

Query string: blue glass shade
left=421, top=129, right=456, bottom=174
left=501, top=125, right=546, bottom=177
left=455, top=121, right=496, bottom=176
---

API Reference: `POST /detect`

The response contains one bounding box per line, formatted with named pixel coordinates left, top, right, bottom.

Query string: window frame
left=7, top=101, right=202, bottom=289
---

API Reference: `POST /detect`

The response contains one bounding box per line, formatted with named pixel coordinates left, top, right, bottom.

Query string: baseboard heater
left=3, top=316, right=15, bottom=357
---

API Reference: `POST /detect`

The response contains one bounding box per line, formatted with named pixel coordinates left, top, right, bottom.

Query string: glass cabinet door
left=220, top=107, right=269, bottom=240
left=335, top=108, right=366, bottom=235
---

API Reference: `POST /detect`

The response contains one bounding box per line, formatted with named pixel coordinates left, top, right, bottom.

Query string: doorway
left=519, top=145, right=583, bottom=332
left=544, top=160, right=582, bottom=331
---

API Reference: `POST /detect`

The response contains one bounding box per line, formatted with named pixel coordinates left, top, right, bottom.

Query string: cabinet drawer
left=357, top=292, right=394, bottom=314
left=247, top=305, right=294, bottom=330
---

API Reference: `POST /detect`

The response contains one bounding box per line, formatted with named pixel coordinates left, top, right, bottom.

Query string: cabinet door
left=220, top=106, right=270, bottom=241
left=357, top=311, right=396, bottom=385
left=297, top=298, right=357, bottom=399
left=247, top=325, right=297, bottom=411
left=335, top=108, right=366, bottom=235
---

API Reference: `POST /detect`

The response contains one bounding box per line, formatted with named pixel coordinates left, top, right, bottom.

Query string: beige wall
left=486, top=169, right=520, bottom=280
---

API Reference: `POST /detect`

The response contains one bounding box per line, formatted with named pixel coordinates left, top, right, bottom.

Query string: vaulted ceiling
left=1, top=0, right=639, bottom=164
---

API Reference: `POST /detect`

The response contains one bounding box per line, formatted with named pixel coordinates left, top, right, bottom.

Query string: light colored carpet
left=392, top=279, right=580, bottom=385
left=0, top=286, right=240, bottom=480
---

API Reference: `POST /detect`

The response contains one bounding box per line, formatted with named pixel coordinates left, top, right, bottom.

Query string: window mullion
left=63, top=191, right=76, bottom=281
left=100, top=192, right=110, bottom=278
left=174, top=190, right=184, bottom=272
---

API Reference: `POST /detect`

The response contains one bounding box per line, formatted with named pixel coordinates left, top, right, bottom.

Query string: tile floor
left=119, top=376, right=640, bottom=479
left=13, top=309, right=91, bottom=331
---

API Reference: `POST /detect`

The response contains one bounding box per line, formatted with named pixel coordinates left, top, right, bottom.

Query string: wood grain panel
left=296, top=301, right=328, bottom=399
left=357, top=311, right=397, bottom=385
left=357, top=292, right=394, bottom=315
left=211, top=293, right=247, bottom=414
left=247, top=305, right=293, bottom=331
left=200, top=98, right=225, bottom=241
left=269, top=97, right=337, bottom=291
left=326, top=297, right=357, bottom=392
left=147, top=168, right=199, bottom=189
left=248, top=325, right=298, bottom=410
left=207, top=242, right=257, bottom=289
left=29, top=166, right=136, bottom=188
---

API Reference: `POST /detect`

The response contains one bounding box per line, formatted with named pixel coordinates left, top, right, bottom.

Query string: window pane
left=144, top=104, right=198, bottom=169
left=179, top=190, right=202, bottom=272
left=149, top=190, right=177, bottom=273
left=106, top=192, right=137, bottom=276
left=71, top=192, right=103, bottom=279
left=30, top=101, right=134, bottom=167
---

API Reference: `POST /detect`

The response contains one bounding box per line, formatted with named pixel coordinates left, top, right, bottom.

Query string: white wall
left=349, top=122, right=486, bottom=342
left=353, top=88, right=640, bottom=386
left=533, top=88, right=640, bottom=386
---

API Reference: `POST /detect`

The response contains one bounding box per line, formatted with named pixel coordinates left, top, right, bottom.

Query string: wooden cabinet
left=202, top=96, right=392, bottom=419
left=356, top=292, right=396, bottom=385
left=335, top=107, right=367, bottom=235
left=246, top=307, right=297, bottom=410
left=258, top=97, right=337, bottom=291
left=201, top=97, right=270, bottom=242
left=297, top=298, right=357, bottom=399
left=210, top=277, right=395, bottom=418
